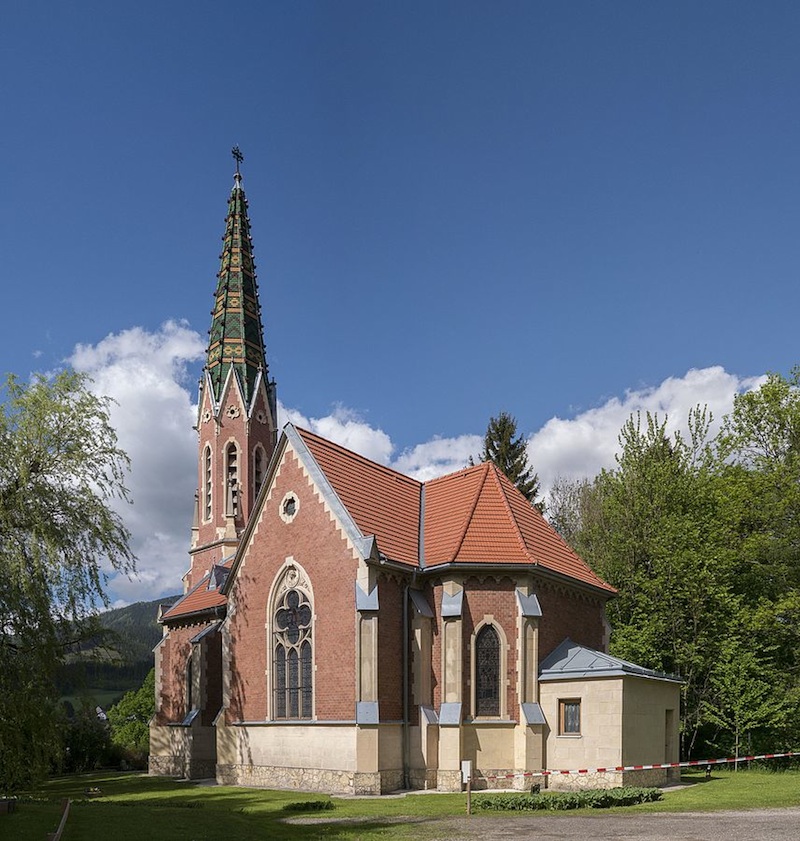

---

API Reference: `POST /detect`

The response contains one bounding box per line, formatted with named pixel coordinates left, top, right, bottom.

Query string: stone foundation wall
left=217, top=763, right=354, bottom=793
left=470, top=769, right=538, bottom=791
left=377, top=769, right=404, bottom=793
left=408, top=768, right=438, bottom=790
left=216, top=764, right=403, bottom=795
left=436, top=770, right=463, bottom=792
left=546, top=766, right=677, bottom=791
left=149, top=755, right=186, bottom=778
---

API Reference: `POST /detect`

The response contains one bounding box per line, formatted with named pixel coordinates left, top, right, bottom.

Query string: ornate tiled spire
left=205, top=147, right=270, bottom=409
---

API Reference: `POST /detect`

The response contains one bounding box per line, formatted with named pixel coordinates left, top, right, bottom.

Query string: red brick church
left=149, top=154, right=681, bottom=794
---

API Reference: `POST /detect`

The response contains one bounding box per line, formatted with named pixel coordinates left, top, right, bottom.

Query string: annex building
left=149, top=157, right=681, bottom=794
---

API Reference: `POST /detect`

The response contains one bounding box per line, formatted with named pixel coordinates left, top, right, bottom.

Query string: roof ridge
left=424, top=461, right=483, bottom=487
left=447, top=461, right=491, bottom=563
left=295, top=426, right=422, bottom=487
left=489, top=464, right=536, bottom=563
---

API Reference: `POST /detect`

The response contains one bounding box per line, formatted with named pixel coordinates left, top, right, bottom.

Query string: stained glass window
left=273, top=587, right=313, bottom=719
left=475, top=624, right=500, bottom=717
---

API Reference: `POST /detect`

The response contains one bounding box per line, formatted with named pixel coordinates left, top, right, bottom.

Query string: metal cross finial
left=232, top=145, right=244, bottom=173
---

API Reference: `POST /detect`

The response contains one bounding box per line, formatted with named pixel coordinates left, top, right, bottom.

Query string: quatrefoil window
left=225, top=404, right=241, bottom=419
left=276, top=589, right=312, bottom=644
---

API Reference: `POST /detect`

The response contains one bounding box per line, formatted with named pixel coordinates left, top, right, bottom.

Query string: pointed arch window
left=186, top=655, right=194, bottom=713
left=225, top=443, right=239, bottom=517
left=203, top=446, right=212, bottom=521
left=272, top=579, right=313, bottom=719
left=475, top=624, right=501, bottom=717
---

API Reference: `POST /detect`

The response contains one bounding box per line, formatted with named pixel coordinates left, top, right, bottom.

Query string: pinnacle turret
left=205, top=148, right=270, bottom=409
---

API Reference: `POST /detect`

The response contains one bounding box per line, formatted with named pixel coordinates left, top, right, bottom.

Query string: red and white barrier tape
left=484, top=750, right=800, bottom=780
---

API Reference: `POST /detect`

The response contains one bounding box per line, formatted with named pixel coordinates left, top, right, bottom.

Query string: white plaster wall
left=540, top=677, right=624, bottom=771
left=377, top=723, right=403, bottom=770
left=225, top=724, right=358, bottom=771
left=462, top=723, right=517, bottom=768
left=622, top=677, right=681, bottom=766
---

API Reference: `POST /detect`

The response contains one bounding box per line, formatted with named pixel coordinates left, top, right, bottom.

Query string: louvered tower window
left=226, top=443, right=239, bottom=517
left=203, top=446, right=212, bottom=521
left=253, top=445, right=265, bottom=497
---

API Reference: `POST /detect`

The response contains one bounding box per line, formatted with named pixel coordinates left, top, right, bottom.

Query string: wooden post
left=466, top=773, right=472, bottom=816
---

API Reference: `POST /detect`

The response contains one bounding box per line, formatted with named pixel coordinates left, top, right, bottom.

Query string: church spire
left=205, top=147, right=271, bottom=410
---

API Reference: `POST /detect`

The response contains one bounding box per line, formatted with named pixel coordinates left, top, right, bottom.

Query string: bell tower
left=187, top=147, right=277, bottom=589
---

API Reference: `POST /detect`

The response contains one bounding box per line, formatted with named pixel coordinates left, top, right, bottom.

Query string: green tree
left=0, top=371, right=135, bottom=793
left=702, top=639, right=793, bottom=760
left=108, top=668, right=155, bottom=761
left=546, top=476, right=597, bottom=545
left=481, top=411, right=541, bottom=508
left=576, top=409, right=737, bottom=757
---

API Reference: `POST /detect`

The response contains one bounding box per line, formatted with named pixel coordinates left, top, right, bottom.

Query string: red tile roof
left=297, top=428, right=421, bottom=566
left=161, top=572, right=227, bottom=622
left=298, top=428, right=614, bottom=593
left=424, top=462, right=615, bottom=592
left=166, top=426, right=613, bottom=624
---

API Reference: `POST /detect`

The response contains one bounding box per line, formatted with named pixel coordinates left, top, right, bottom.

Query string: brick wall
left=462, top=576, right=518, bottom=720
left=155, top=620, right=221, bottom=725
left=377, top=574, right=405, bottom=721
left=225, top=448, right=360, bottom=723
left=535, top=577, right=606, bottom=660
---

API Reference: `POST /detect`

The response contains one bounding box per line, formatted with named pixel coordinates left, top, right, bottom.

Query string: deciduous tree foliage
left=108, top=668, right=155, bottom=758
left=0, top=371, right=135, bottom=793
left=556, top=375, right=800, bottom=759
left=481, top=411, right=542, bottom=508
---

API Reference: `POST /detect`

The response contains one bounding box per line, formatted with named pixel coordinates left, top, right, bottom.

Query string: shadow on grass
left=17, top=772, right=439, bottom=841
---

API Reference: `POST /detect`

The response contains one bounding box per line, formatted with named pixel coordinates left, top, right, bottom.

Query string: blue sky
left=3, top=2, right=799, bottom=603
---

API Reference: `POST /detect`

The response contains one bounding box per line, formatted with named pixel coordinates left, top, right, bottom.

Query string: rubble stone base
left=216, top=764, right=402, bottom=795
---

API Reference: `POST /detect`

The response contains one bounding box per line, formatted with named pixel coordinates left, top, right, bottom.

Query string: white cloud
left=280, top=403, right=395, bottom=465
left=529, top=366, right=765, bottom=502
left=69, top=321, right=205, bottom=605
left=392, top=435, right=482, bottom=481
left=64, top=326, right=765, bottom=606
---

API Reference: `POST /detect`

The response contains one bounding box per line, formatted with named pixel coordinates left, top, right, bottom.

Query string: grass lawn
left=7, top=767, right=800, bottom=841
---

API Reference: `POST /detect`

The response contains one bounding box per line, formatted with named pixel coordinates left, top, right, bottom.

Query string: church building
left=149, top=155, right=681, bottom=794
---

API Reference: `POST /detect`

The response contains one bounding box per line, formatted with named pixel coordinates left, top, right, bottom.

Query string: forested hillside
left=58, top=596, right=178, bottom=702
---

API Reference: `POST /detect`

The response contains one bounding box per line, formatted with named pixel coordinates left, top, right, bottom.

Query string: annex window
left=273, top=584, right=313, bottom=719
left=225, top=443, right=239, bottom=517
left=474, top=624, right=501, bottom=717
left=203, top=446, right=212, bottom=521
left=559, top=699, right=581, bottom=735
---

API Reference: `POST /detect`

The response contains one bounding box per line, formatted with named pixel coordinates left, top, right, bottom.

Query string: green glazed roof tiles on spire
left=205, top=169, right=269, bottom=408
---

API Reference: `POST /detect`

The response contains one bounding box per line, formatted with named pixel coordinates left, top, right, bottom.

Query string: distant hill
left=97, top=596, right=180, bottom=663
left=58, top=595, right=180, bottom=707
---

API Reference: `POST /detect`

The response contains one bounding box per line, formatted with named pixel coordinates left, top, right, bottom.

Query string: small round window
left=280, top=492, right=299, bottom=523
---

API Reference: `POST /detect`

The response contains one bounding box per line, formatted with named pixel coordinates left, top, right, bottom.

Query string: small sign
left=461, top=760, right=472, bottom=783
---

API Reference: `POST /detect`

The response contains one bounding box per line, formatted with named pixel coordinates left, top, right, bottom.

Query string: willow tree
left=0, top=371, right=135, bottom=792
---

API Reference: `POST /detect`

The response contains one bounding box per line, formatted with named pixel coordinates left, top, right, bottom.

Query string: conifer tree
left=481, top=411, right=542, bottom=509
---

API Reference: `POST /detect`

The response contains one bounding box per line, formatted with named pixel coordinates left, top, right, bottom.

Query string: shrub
left=473, top=786, right=662, bottom=811
left=282, top=799, right=335, bottom=812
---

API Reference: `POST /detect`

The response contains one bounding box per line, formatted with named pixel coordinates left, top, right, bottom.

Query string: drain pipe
left=402, top=579, right=410, bottom=790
